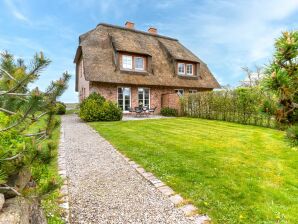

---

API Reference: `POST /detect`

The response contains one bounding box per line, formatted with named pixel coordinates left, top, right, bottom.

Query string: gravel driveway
left=62, top=115, right=193, bottom=224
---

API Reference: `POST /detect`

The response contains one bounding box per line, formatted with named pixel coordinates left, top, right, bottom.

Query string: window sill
left=120, top=69, right=149, bottom=76
left=177, top=74, right=199, bottom=79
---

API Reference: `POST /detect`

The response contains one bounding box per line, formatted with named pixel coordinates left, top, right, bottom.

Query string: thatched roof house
left=74, top=22, right=220, bottom=113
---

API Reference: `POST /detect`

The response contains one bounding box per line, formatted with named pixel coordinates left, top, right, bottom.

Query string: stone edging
left=57, top=125, right=70, bottom=223
left=89, top=128, right=211, bottom=224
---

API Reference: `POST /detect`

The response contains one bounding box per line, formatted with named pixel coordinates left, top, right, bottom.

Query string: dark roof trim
left=97, top=23, right=178, bottom=41
left=73, top=46, right=82, bottom=63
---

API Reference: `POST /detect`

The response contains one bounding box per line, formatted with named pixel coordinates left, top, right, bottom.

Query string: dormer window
left=135, top=57, right=144, bottom=70
left=122, top=55, right=133, bottom=69
left=178, top=63, right=185, bottom=75
left=121, top=54, right=146, bottom=72
left=186, top=64, right=193, bottom=75
left=177, top=62, right=195, bottom=76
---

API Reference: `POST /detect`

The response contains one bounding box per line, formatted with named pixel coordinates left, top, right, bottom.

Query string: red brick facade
left=89, top=82, right=207, bottom=114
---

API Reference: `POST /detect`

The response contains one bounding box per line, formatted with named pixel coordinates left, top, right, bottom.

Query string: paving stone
left=142, top=172, right=153, bottom=179
left=154, top=181, right=165, bottom=188
left=194, top=215, right=211, bottom=224
left=180, top=204, right=197, bottom=216
left=136, top=167, right=145, bottom=173
left=158, top=186, right=175, bottom=196
left=59, top=202, right=69, bottom=209
left=170, top=194, right=184, bottom=205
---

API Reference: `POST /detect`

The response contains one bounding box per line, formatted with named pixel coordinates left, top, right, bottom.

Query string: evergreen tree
left=263, top=31, right=298, bottom=125
left=0, top=51, right=70, bottom=196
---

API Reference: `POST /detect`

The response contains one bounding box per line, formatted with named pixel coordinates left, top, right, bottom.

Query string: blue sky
left=0, top=0, right=297, bottom=102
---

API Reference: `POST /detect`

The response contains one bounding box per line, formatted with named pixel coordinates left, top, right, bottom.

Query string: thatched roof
left=74, top=23, right=220, bottom=90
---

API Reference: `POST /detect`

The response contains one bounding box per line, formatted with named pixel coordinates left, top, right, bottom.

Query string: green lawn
left=89, top=118, right=298, bottom=224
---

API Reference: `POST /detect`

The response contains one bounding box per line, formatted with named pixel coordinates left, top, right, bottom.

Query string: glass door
left=118, top=87, right=131, bottom=111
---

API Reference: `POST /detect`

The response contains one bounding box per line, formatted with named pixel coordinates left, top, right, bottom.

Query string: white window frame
left=175, top=89, right=184, bottom=96
left=138, top=88, right=150, bottom=108
left=178, top=63, right=185, bottom=75
left=117, top=86, right=131, bottom=112
left=134, top=57, right=144, bottom=71
left=186, top=64, right=193, bottom=75
left=122, top=55, right=133, bottom=69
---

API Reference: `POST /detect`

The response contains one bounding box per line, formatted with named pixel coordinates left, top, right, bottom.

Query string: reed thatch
left=74, top=23, right=220, bottom=91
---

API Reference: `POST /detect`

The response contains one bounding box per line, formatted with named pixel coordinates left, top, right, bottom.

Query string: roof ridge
left=97, top=23, right=178, bottom=41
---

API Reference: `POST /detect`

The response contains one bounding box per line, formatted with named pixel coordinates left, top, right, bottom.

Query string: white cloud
left=4, top=0, right=30, bottom=23
left=157, top=0, right=298, bottom=85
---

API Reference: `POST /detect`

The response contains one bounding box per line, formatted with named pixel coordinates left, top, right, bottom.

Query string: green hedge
left=79, top=93, right=122, bottom=122
left=161, top=107, right=178, bottom=117
left=55, top=102, right=66, bottom=115
left=181, top=88, right=277, bottom=128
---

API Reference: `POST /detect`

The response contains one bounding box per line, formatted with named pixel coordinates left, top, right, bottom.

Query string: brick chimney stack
left=125, top=21, right=135, bottom=29
left=148, top=27, right=157, bottom=34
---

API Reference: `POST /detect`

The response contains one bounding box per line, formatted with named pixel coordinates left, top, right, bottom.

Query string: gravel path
left=62, top=115, right=193, bottom=224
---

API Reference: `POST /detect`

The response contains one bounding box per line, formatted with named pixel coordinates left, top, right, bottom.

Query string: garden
left=88, top=31, right=298, bottom=223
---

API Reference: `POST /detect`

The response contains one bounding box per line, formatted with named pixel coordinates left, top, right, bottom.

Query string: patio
left=122, top=114, right=172, bottom=121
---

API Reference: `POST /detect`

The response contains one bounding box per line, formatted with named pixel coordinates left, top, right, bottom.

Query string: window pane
left=178, top=63, right=185, bottom=74
left=122, top=55, right=132, bottom=69
left=135, top=57, right=144, bottom=70
left=118, top=87, right=130, bottom=111
left=186, top=64, right=193, bottom=75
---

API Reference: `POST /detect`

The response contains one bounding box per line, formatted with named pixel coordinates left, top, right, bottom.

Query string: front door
left=118, top=87, right=131, bottom=111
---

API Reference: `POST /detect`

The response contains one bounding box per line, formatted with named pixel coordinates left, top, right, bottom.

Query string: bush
left=161, top=107, right=178, bottom=117
left=79, top=93, right=122, bottom=121
left=55, top=102, right=66, bottom=115
left=286, top=125, right=298, bottom=145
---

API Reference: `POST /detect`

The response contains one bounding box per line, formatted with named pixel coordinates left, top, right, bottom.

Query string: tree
left=263, top=31, right=298, bottom=125
left=0, top=51, right=70, bottom=196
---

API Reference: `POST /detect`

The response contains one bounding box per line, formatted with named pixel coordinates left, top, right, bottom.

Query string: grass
left=27, top=115, right=64, bottom=224
left=65, top=108, right=78, bottom=115
left=89, top=117, right=298, bottom=224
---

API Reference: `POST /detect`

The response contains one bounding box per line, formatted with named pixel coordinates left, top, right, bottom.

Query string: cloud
left=157, top=0, right=298, bottom=85
left=4, top=0, right=30, bottom=23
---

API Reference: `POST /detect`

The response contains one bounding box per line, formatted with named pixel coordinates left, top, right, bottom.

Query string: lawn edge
left=89, top=125, right=211, bottom=224
left=57, top=122, right=70, bottom=223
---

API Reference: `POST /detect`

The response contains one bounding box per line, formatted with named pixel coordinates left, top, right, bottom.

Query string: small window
left=189, top=90, right=197, bottom=94
left=175, top=89, right=184, bottom=96
left=135, top=57, right=144, bottom=70
left=178, top=63, right=185, bottom=75
left=186, top=64, right=193, bottom=75
left=122, top=55, right=132, bottom=69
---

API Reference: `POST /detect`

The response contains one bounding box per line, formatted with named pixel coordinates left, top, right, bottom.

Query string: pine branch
left=0, top=104, right=34, bottom=132
left=0, top=107, right=16, bottom=115
left=24, top=130, right=46, bottom=137
left=0, top=151, right=23, bottom=161
left=0, top=184, right=21, bottom=196
left=0, top=67, right=17, bottom=81
left=0, top=92, right=30, bottom=96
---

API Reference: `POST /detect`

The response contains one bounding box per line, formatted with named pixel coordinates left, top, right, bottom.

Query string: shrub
left=79, top=93, right=122, bottom=121
left=161, top=107, right=178, bottom=117
left=286, top=125, right=298, bottom=145
left=55, top=102, right=66, bottom=115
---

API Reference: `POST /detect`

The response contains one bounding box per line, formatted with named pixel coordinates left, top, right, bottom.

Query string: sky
left=0, top=0, right=297, bottom=103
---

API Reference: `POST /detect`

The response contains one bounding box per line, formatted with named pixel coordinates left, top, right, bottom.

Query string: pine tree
left=0, top=51, right=70, bottom=196
left=263, top=31, right=298, bottom=125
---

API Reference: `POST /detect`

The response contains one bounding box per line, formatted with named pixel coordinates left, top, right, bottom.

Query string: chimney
left=148, top=27, right=157, bottom=34
left=125, top=21, right=135, bottom=29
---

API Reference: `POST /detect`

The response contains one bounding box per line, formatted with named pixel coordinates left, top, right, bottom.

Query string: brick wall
left=161, top=93, right=181, bottom=114
left=89, top=82, right=208, bottom=114
left=77, top=57, right=90, bottom=102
